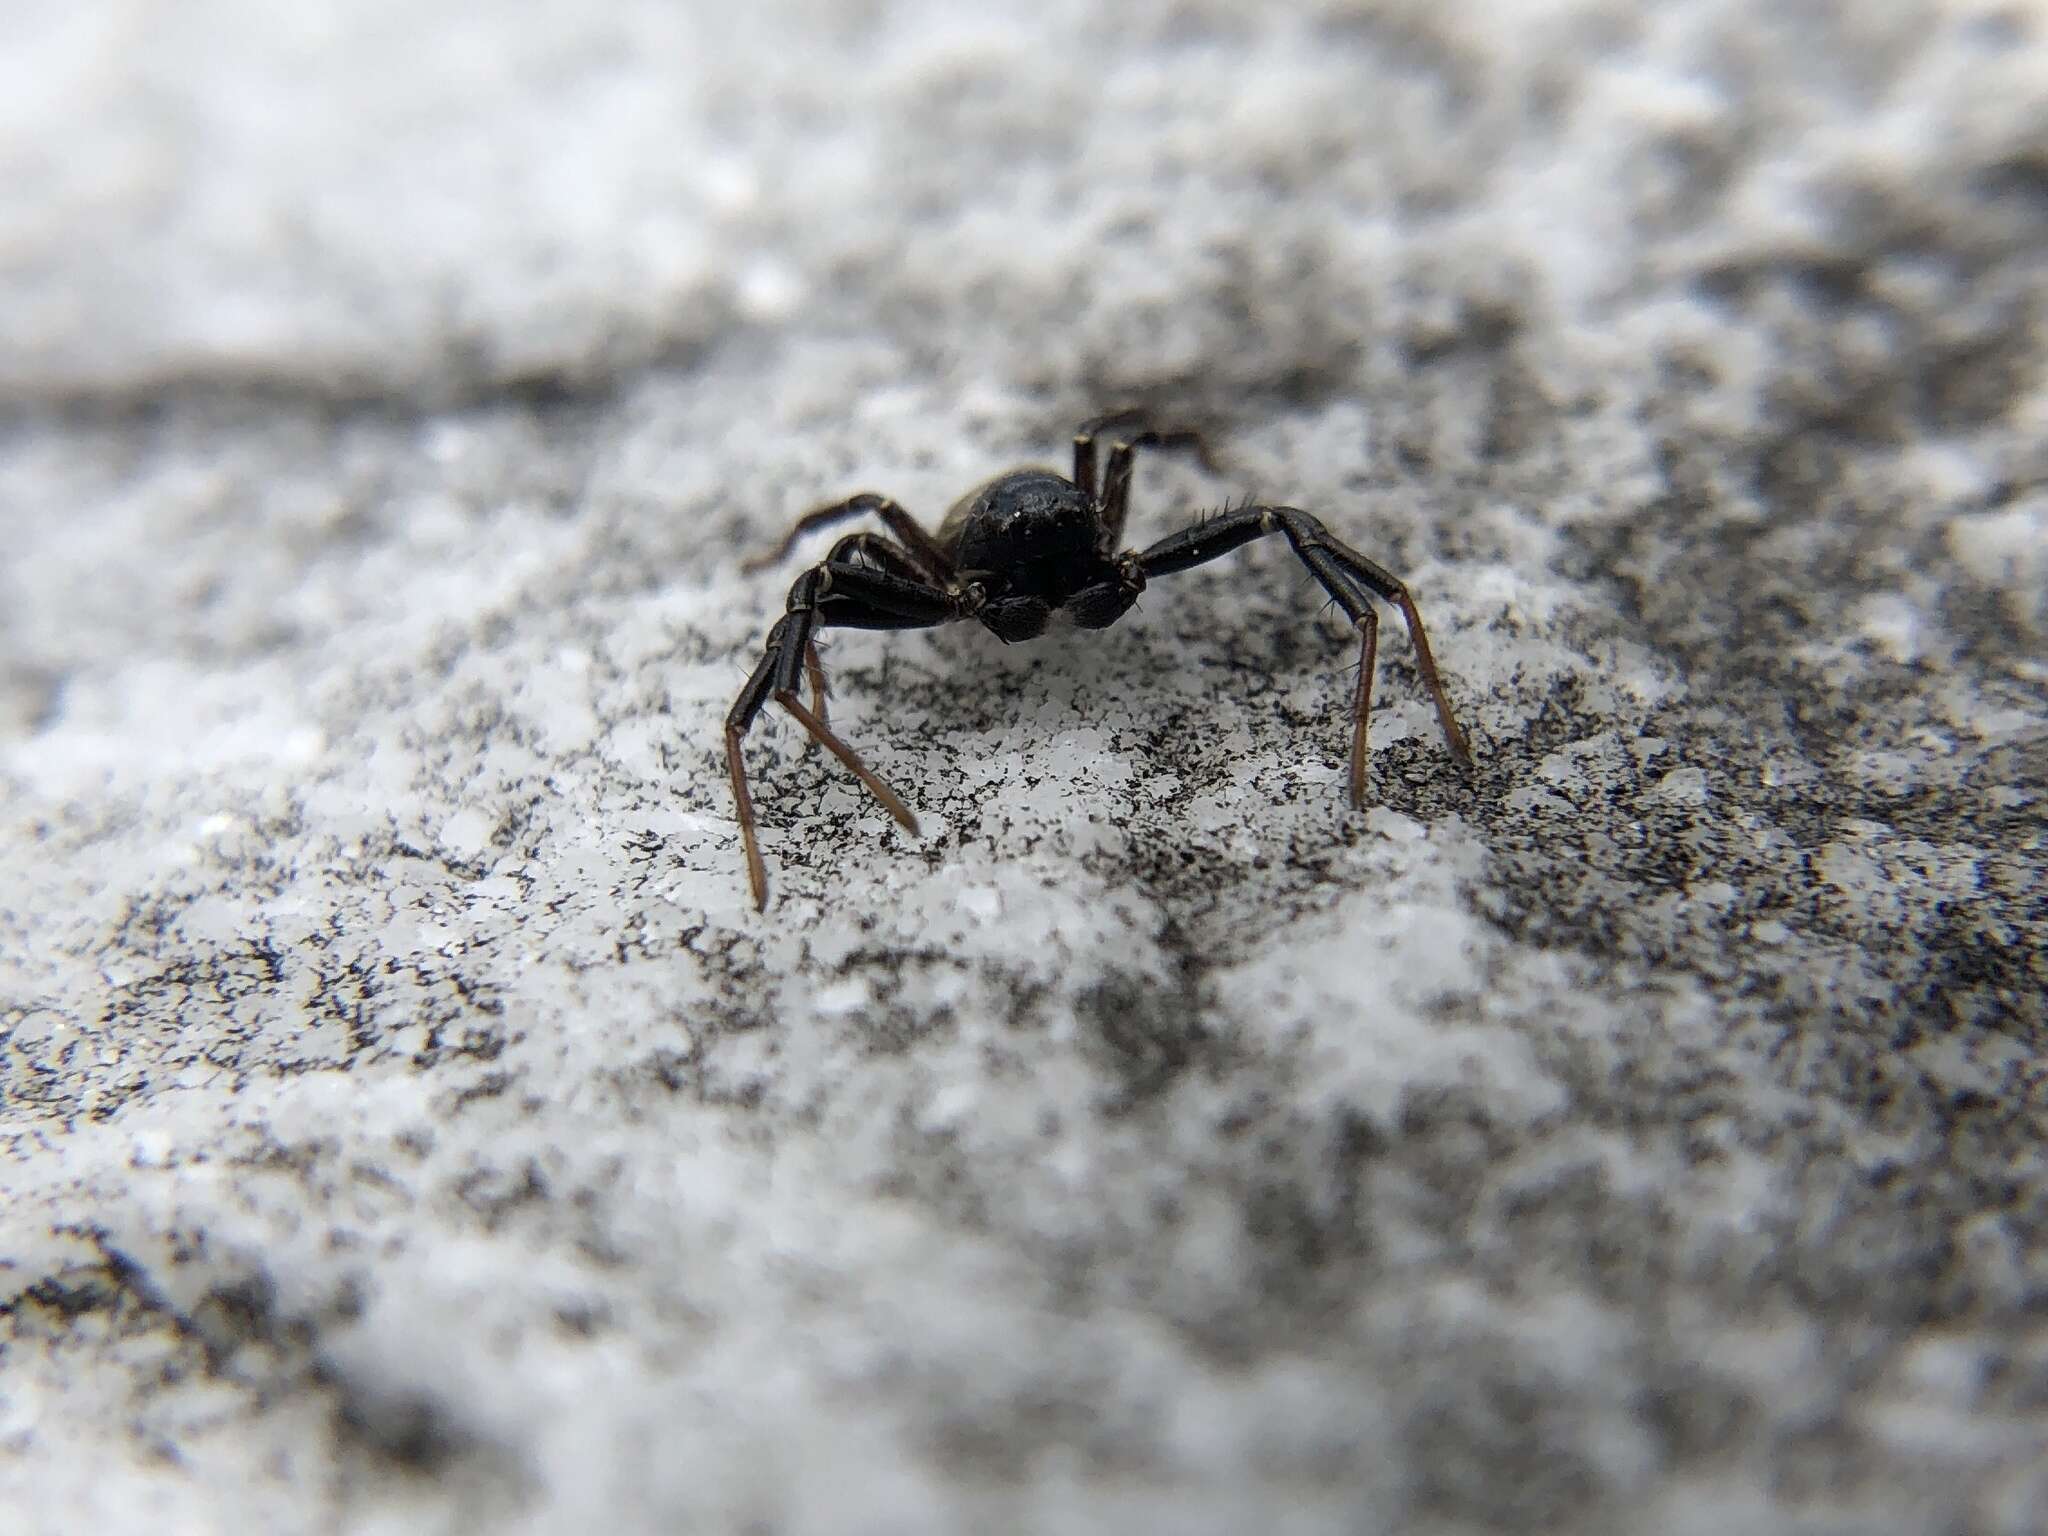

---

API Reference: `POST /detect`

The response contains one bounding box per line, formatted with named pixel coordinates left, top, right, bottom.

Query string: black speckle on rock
left=329, top=1377, right=477, bottom=1477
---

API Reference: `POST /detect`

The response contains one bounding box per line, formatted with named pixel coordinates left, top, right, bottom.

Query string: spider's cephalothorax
left=724, top=411, right=1473, bottom=908
left=941, top=468, right=1143, bottom=640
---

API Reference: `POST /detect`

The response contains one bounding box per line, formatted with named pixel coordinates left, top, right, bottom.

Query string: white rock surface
left=4, top=2, right=2046, bottom=1532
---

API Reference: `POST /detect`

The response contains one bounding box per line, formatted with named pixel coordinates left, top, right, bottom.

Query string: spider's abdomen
left=941, top=470, right=1100, bottom=601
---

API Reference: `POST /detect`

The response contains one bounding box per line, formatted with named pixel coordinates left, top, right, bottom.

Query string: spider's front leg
left=1134, top=506, right=1472, bottom=804
left=725, top=558, right=965, bottom=909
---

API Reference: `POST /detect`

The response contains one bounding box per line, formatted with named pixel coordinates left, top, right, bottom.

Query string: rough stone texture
left=3, top=2, right=2046, bottom=1532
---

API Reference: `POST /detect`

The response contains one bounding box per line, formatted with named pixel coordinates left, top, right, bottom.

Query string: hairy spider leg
left=1135, top=505, right=1472, bottom=804
left=725, top=559, right=963, bottom=908
left=742, top=493, right=955, bottom=581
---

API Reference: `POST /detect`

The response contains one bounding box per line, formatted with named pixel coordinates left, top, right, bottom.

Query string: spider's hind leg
left=1072, top=411, right=1219, bottom=545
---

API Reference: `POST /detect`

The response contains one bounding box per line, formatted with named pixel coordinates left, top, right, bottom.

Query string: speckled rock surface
left=4, top=2, right=2046, bottom=1532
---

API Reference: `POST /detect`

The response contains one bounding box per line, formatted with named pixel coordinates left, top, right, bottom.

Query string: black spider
left=725, top=411, right=1473, bottom=907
